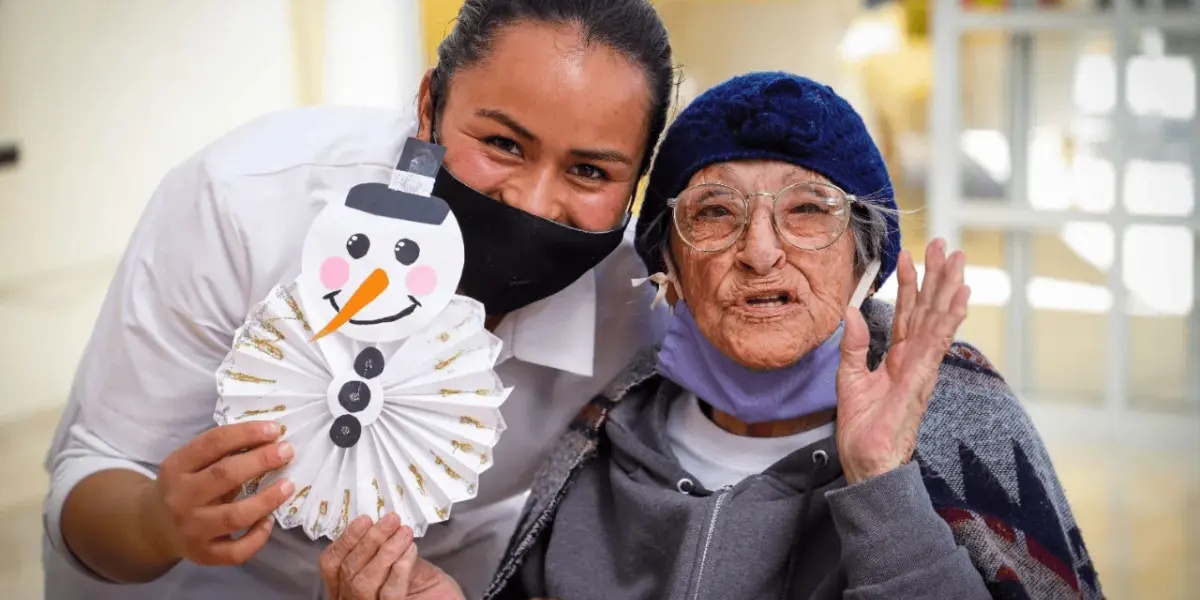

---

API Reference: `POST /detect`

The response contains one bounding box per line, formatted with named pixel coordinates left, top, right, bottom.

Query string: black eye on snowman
left=394, top=238, right=420, bottom=265
left=346, top=234, right=370, bottom=259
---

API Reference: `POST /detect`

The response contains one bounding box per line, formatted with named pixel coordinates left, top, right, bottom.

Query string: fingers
left=380, top=541, right=420, bottom=600
left=321, top=516, right=373, bottom=599
left=916, top=239, right=945, bottom=312
left=195, top=478, right=294, bottom=537
left=171, top=421, right=283, bottom=474
left=954, top=285, right=972, bottom=320
left=838, top=306, right=871, bottom=383
left=892, top=249, right=918, bottom=342
left=406, top=553, right=459, bottom=596
left=933, top=250, right=966, bottom=313
left=191, top=441, right=295, bottom=503
left=340, top=514, right=404, bottom=595
left=352, top=526, right=415, bottom=599
left=200, top=515, right=275, bottom=566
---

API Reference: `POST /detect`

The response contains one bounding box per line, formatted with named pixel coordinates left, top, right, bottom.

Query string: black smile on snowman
left=323, top=290, right=422, bottom=325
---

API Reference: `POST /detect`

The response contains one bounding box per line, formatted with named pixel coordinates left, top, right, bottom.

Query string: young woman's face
left=418, top=22, right=652, bottom=232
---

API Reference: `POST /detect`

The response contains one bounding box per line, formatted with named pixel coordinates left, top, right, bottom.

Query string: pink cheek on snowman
left=406, top=265, right=438, bottom=297
left=320, top=257, right=350, bottom=290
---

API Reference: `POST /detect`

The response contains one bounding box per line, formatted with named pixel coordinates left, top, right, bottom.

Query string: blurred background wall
left=0, top=0, right=1196, bottom=598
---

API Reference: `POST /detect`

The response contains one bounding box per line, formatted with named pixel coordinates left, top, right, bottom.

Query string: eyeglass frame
left=665, top=180, right=861, bottom=254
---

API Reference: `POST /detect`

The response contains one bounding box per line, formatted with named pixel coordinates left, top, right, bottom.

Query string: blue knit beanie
left=635, top=71, right=901, bottom=288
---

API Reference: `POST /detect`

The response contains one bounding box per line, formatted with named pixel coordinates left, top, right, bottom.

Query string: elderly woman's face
left=671, top=160, right=859, bottom=370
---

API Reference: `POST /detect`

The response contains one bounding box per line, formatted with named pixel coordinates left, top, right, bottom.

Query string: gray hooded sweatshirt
left=511, top=377, right=991, bottom=600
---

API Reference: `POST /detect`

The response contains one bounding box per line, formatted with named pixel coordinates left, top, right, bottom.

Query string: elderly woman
left=324, top=72, right=1103, bottom=600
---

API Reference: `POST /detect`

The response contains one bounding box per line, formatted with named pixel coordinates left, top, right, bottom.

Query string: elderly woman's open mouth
left=737, top=288, right=796, bottom=312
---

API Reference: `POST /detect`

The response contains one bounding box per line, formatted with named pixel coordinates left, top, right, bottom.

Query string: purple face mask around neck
left=656, top=302, right=845, bottom=424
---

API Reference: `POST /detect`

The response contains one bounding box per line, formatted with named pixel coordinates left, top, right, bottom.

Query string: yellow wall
left=420, top=0, right=464, bottom=66
left=289, top=0, right=327, bottom=105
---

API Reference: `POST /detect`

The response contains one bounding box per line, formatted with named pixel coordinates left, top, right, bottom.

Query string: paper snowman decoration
left=215, top=138, right=510, bottom=541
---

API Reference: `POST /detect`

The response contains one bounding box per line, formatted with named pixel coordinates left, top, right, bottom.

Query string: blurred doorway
left=928, top=0, right=1200, bottom=597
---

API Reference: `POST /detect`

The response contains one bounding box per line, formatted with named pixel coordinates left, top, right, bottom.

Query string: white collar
left=492, top=270, right=597, bottom=377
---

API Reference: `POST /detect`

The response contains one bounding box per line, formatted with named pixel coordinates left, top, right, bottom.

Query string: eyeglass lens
left=673, top=182, right=849, bottom=251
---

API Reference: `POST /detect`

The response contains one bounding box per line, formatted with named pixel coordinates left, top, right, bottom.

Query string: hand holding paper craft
left=215, top=138, right=511, bottom=541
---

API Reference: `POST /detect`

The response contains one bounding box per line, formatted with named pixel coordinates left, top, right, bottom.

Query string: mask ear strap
left=631, top=251, right=682, bottom=310
left=849, top=259, right=882, bottom=309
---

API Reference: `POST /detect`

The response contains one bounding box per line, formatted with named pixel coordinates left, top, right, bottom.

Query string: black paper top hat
left=344, top=137, right=450, bottom=225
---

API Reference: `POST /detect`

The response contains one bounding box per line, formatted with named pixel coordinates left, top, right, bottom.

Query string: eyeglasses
left=667, top=181, right=858, bottom=253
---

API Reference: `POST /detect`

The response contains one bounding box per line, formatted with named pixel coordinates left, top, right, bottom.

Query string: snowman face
left=299, top=183, right=464, bottom=343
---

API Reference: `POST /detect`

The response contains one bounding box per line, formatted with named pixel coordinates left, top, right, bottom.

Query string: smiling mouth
left=324, top=290, right=421, bottom=325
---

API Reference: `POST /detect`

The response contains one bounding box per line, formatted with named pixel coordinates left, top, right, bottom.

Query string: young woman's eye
left=570, top=164, right=609, bottom=181
left=485, top=136, right=522, bottom=157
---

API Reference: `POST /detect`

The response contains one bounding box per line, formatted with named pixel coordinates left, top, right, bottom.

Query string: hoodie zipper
left=690, top=485, right=731, bottom=600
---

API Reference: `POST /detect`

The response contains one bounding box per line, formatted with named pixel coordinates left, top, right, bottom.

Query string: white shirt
left=666, top=392, right=836, bottom=490
left=41, top=106, right=667, bottom=600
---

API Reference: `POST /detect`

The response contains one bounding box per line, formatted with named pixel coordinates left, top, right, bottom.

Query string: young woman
left=43, top=2, right=674, bottom=599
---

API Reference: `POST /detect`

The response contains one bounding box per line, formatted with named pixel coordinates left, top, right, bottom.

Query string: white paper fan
left=215, top=281, right=510, bottom=540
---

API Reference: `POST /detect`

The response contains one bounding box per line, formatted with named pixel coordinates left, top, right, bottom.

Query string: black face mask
left=431, top=167, right=629, bottom=316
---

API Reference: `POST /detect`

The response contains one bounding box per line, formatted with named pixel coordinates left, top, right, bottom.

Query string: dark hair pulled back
left=429, top=0, right=674, bottom=177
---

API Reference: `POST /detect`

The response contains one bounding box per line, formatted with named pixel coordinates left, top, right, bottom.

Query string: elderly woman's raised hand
left=835, top=239, right=970, bottom=484
left=319, top=514, right=465, bottom=600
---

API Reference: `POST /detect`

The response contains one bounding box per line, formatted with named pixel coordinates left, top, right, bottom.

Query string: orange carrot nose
left=311, top=269, right=390, bottom=341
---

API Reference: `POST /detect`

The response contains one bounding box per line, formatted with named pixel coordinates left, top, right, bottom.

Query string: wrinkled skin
left=669, top=159, right=971, bottom=484
left=319, top=516, right=464, bottom=600
left=670, top=161, right=858, bottom=370
left=836, top=241, right=969, bottom=483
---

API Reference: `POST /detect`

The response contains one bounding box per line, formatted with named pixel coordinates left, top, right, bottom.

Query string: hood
left=603, top=377, right=698, bottom=491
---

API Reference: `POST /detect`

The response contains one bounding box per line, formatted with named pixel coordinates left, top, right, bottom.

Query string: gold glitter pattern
left=283, top=292, right=312, bottom=333
left=279, top=424, right=288, bottom=436
left=245, top=472, right=268, bottom=495
left=437, top=332, right=450, bottom=342
left=435, top=506, right=448, bottom=520
left=435, top=351, right=464, bottom=371
left=237, top=404, right=287, bottom=419
left=233, top=286, right=313, bottom=363
left=440, top=388, right=491, bottom=397
left=287, top=485, right=311, bottom=517
left=312, top=500, right=329, bottom=536
left=332, top=489, right=351, bottom=538
left=460, top=416, right=487, bottom=429
left=372, top=479, right=385, bottom=519
left=480, top=453, right=489, bottom=466
left=409, top=465, right=427, bottom=496
left=238, top=334, right=284, bottom=361
left=451, top=440, right=475, bottom=454
left=223, top=370, right=276, bottom=385
left=395, top=485, right=405, bottom=498
left=431, top=454, right=461, bottom=480
left=235, top=311, right=289, bottom=361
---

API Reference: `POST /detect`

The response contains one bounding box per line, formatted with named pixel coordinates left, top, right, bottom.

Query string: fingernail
left=278, top=442, right=295, bottom=461
left=350, top=515, right=370, bottom=534
left=261, top=517, right=275, bottom=531
left=264, top=421, right=281, bottom=437
left=383, top=512, right=401, bottom=527
left=280, top=478, right=295, bottom=497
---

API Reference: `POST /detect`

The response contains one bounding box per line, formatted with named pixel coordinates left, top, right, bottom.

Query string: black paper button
left=329, top=415, right=362, bottom=448
left=354, top=347, right=385, bottom=379
left=338, top=380, right=371, bottom=413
